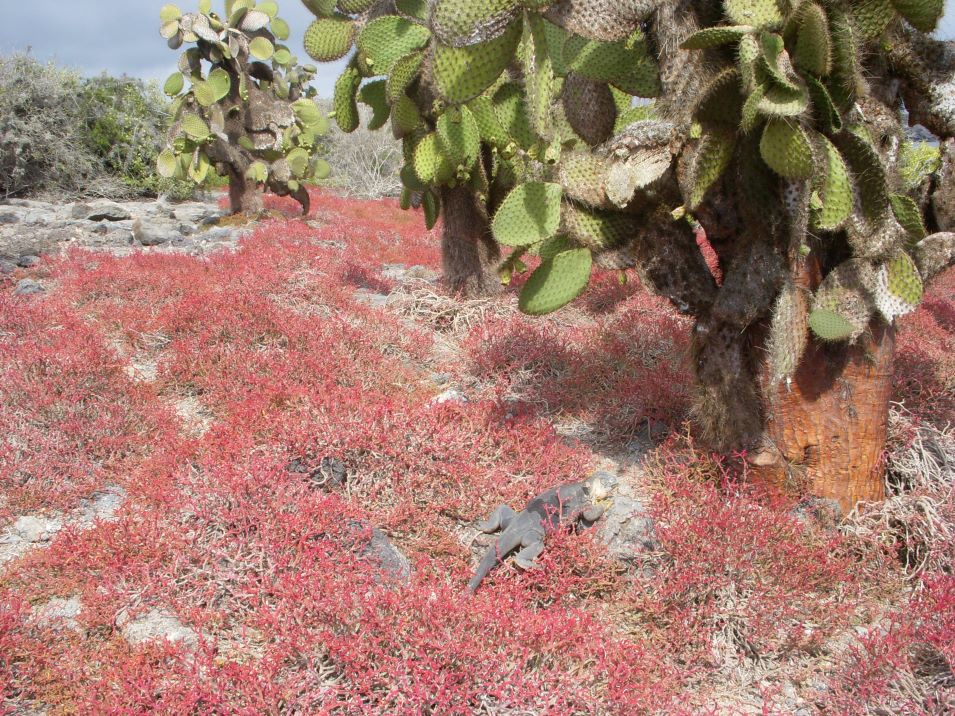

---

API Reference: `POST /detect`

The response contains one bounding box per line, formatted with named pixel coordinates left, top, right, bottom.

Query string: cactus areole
left=301, top=0, right=955, bottom=512
left=158, top=0, right=331, bottom=214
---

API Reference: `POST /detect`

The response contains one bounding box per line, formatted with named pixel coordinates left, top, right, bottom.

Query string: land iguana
left=468, top=472, right=619, bottom=593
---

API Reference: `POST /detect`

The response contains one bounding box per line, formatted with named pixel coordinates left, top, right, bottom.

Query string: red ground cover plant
left=1, top=188, right=952, bottom=714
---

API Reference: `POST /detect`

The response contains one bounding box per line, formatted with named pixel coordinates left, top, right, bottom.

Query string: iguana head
left=583, top=471, right=619, bottom=502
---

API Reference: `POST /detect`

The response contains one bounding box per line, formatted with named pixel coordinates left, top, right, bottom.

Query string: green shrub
left=0, top=52, right=202, bottom=200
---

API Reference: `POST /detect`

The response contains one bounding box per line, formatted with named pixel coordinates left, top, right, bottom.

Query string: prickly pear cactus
left=300, top=0, right=955, bottom=451
left=159, top=0, right=330, bottom=214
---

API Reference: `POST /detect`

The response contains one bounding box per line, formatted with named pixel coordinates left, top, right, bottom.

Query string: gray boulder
left=598, top=494, right=659, bottom=562
left=14, top=279, right=45, bottom=296
left=72, top=202, right=131, bottom=222
left=133, top=219, right=179, bottom=247
left=17, top=255, right=40, bottom=268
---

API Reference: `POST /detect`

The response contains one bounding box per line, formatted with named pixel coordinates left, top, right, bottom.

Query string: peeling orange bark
left=753, top=324, right=894, bottom=514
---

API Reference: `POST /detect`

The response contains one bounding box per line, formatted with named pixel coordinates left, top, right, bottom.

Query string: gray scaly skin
left=468, top=472, right=618, bottom=593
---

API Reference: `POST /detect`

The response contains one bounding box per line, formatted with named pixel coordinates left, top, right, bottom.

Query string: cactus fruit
left=160, top=1, right=325, bottom=214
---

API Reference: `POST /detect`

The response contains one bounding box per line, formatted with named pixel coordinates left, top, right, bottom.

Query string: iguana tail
left=467, top=546, right=501, bottom=593
left=468, top=526, right=528, bottom=593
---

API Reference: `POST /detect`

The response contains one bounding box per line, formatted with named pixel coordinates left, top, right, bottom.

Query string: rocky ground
left=0, top=196, right=248, bottom=286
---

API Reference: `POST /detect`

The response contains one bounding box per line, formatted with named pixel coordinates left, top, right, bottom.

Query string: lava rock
left=73, top=202, right=131, bottom=222
left=0, top=260, right=16, bottom=275
left=172, top=204, right=217, bottom=224
left=14, top=279, right=45, bottom=296
left=791, top=497, right=843, bottom=530
left=133, top=219, right=179, bottom=247
left=0, top=212, right=19, bottom=225
left=311, top=456, right=348, bottom=489
left=430, top=388, right=468, bottom=406
left=598, top=494, right=659, bottom=562
left=16, top=255, right=39, bottom=268
left=349, top=521, right=412, bottom=585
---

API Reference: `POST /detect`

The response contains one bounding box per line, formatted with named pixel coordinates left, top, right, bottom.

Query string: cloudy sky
left=2, top=1, right=955, bottom=97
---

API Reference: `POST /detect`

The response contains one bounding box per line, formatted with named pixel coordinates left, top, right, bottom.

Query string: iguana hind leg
left=476, top=505, right=517, bottom=533
left=514, top=534, right=545, bottom=570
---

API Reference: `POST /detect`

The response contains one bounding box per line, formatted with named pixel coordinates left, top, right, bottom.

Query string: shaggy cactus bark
left=158, top=0, right=330, bottom=215
left=299, top=0, right=955, bottom=510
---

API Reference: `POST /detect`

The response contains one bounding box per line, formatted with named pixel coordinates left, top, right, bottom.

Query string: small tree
left=302, top=0, right=955, bottom=511
left=158, top=0, right=331, bottom=214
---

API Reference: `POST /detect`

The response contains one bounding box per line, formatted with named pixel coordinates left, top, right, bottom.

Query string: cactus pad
left=492, top=182, right=563, bottom=247
left=304, top=17, right=355, bottom=62
left=794, top=3, right=832, bottom=77
left=760, top=120, right=814, bottom=180
left=436, top=107, right=481, bottom=169
left=518, top=248, right=593, bottom=315
left=690, top=130, right=736, bottom=209
left=431, top=0, right=519, bottom=47
left=873, top=252, right=924, bottom=321
left=812, top=136, right=853, bottom=230
left=433, top=21, right=521, bottom=103
left=724, top=0, right=784, bottom=28
left=358, top=16, right=431, bottom=75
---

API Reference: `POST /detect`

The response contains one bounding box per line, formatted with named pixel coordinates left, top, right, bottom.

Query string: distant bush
left=0, top=52, right=198, bottom=201
left=320, top=103, right=402, bottom=200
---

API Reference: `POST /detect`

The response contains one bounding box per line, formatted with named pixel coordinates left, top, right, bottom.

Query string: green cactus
left=297, top=0, right=955, bottom=464
left=159, top=1, right=328, bottom=215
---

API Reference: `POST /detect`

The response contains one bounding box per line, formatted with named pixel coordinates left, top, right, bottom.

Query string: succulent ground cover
left=0, top=189, right=953, bottom=713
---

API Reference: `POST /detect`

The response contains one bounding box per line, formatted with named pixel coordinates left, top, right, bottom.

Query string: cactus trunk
left=752, top=321, right=894, bottom=515
left=440, top=185, right=501, bottom=295
left=228, top=171, right=264, bottom=215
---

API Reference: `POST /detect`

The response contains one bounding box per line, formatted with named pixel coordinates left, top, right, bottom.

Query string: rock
left=353, top=290, right=391, bottom=308
left=0, top=260, right=15, bottom=275
left=132, top=219, right=179, bottom=247
left=598, top=494, right=658, bottom=562
left=118, top=607, right=199, bottom=649
left=198, top=227, right=242, bottom=243
left=430, top=388, right=468, bottom=406
left=791, top=497, right=843, bottom=530
left=14, top=279, right=45, bottom=296
left=349, top=521, right=412, bottom=585
left=0, top=212, right=19, bottom=225
left=172, top=203, right=217, bottom=224
left=11, top=515, right=62, bottom=543
left=312, top=456, right=347, bottom=489
left=35, top=596, right=83, bottom=632
left=17, top=255, right=40, bottom=268
left=178, top=223, right=195, bottom=236
left=382, top=263, right=438, bottom=283
left=73, top=202, right=130, bottom=222
left=429, top=372, right=451, bottom=387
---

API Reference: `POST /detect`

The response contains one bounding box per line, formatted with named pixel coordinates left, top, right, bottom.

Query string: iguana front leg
left=476, top=505, right=517, bottom=533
